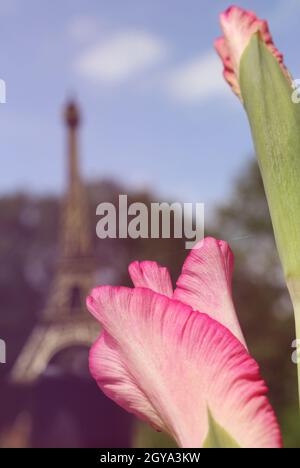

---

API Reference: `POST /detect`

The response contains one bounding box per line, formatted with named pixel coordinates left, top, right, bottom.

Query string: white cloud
left=74, top=30, right=168, bottom=84
left=68, top=15, right=100, bottom=43
left=165, top=52, right=228, bottom=103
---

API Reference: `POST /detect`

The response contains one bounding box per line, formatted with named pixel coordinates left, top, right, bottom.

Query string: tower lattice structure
left=11, top=101, right=99, bottom=384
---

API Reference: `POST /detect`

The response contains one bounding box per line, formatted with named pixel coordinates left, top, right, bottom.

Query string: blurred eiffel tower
left=11, top=101, right=99, bottom=384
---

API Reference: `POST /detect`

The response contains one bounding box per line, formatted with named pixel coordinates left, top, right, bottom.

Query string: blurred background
left=0, top=0, right=300, bottom=448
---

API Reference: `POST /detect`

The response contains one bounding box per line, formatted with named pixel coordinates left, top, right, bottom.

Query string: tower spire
left=65, top=100, right=80, bottom=188
left=61, top=100, right=92, bottom=258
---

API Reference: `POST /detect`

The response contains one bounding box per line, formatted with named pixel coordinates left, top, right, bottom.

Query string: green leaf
left=203, top=409, right=240, bottom=448
left=240, top=34, right=300, bottom=285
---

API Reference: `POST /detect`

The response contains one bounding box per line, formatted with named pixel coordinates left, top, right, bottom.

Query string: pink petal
left=214, top=6, right=291, bottom=99
left=128, top=260, right=173, bottom=297
left=87, top=286, right=281, bottom=448
left=90, top=331, right=164, bottom=430
left=173, top=237, right=246, bottom=347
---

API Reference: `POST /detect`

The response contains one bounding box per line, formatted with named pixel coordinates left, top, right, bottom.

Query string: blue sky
left=1, top=0, right=300, bottom=212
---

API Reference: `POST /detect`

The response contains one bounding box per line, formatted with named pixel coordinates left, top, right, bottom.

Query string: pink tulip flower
left=214, top=5, right=291, bottom=100
left=87, top=237, right=281, bottom=448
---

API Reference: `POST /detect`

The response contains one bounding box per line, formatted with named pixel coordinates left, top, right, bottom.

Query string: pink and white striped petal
left=129, top=260, right=173, bottom=297
left=173, top=237, right=246, bottom=347
left=215, top=6, right=291, bottom=99
left=87, top=286, right=281, bottom=448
